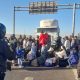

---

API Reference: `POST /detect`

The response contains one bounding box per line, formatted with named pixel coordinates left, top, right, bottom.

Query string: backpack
left=45, top=58, right=53, bottom=67
left=59, top=58, right=68, bottom=67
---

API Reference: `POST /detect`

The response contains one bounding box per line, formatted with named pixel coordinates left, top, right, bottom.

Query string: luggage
left=31, top=59, right=38, bottom=67
left=45, top=58, right=53, bottom=67
left=27, top=51, right=36, bottom=60
left=58, top=58, right=68, bottom=67
left=27, top=51, right=33, bottom=60
left=37, top=54, right=47, bottom=66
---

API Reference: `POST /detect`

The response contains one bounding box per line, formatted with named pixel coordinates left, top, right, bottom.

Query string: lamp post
left=72, top=3, right=76, bottom=37
left=13, top=6, right=15, bottom=35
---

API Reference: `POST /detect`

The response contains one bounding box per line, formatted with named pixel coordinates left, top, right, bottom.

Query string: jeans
left=18, top=58, right=23, bottom=67
left=0, top=72, right=5, bottom=80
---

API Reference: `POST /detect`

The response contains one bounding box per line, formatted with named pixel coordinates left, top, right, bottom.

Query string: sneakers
left=18, top=65, right=23, bottom=68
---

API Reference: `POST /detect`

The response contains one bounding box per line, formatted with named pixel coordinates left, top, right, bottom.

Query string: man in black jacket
left=0, top=23, right=14, bottom=80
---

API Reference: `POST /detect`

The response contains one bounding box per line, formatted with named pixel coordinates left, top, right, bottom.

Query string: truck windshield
left=37, top=28, right=58, bottom=33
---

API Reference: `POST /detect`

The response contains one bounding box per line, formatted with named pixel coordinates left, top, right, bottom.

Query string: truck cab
left=36, top=19, right=60, bottom=46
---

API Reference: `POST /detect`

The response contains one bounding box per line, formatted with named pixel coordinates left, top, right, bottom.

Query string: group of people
left=4, top=31, right=80, bottom=68
left=0, top=23, right=80, bottom=80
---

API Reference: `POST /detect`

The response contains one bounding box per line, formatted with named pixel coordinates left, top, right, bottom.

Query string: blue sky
left=0, top=0, right=80, bottom=36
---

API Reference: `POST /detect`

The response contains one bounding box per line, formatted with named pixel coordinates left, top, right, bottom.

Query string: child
left=16, top=45, right=25, bottom=68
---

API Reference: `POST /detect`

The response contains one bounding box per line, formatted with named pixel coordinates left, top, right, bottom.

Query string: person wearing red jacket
left=39, top=31, right=45, bottom=46
left=39, top=31, right=49, bottom=46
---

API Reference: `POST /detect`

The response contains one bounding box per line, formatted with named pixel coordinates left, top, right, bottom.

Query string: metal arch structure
left=13, top=2, right=80, bottom=37
left=13, top=6, right=29, bottom=35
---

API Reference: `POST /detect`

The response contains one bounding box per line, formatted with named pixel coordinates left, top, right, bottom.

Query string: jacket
left=0, top=39, right=14, bottom=72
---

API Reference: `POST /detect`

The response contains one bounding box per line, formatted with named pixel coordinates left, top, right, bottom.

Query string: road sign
left=29, top=1, right=57, bottom=14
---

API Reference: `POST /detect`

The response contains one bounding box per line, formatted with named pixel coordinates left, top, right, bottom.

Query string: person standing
left=0, top=23, right=14, bottom=80
left=17, top=35, right=23, bottom=46
left=64, top=36, right=70, bottom=56
left=9, top=34, right=17, bottom=66
left=16, top=45, right=25, bottom=68
left=39, top=31, right=45, bottom=47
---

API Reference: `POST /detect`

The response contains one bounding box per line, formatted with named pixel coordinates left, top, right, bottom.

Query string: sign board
left=29, top=1, right=57, bottom=14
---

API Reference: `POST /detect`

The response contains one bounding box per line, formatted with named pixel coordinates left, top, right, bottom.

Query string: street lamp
left=13, top=6, right=15, bottom=35
left=72, top=3, right=76, bottom=37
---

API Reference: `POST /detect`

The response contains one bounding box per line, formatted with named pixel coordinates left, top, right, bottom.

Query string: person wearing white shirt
left=64, top=36, right=70, bottom=56
left=31, top=42, right=37, bottom=59
left=55, top=46, right=68, bottom=67
left=64, top=36, right=70, bottom=50
left=23, top=38, right=26, bottom=49
left=55, top=46, right=67, bottom=59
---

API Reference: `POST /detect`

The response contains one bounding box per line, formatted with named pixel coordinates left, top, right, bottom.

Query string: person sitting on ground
left=31, top=42, right=37, bottom=59
left=27, top=42, right=37, bottom=66
left=55, top=46, right=67, bottom=59
left=45, top=46, right=57, bottom=67
left=68, top=47, right=79, bottom=67
left=55, top=46, right=68, bottom=67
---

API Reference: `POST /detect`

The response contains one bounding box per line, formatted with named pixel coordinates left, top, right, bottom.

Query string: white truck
left=36, top=19, right=60, bottom=45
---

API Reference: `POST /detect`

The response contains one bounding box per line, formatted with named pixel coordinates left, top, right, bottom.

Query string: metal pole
left=13, top=6, right=15, bottom=35
left=72, top=3, right=76, bottom=37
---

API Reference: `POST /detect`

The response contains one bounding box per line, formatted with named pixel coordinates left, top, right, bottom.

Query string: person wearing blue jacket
left=16, top=45, right=25, bottom=68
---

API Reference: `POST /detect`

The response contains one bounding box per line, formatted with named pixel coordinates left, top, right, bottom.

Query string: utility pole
left=13, top=6, right=15, bottom=35
left=72, top=3, right=76, bottom=37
